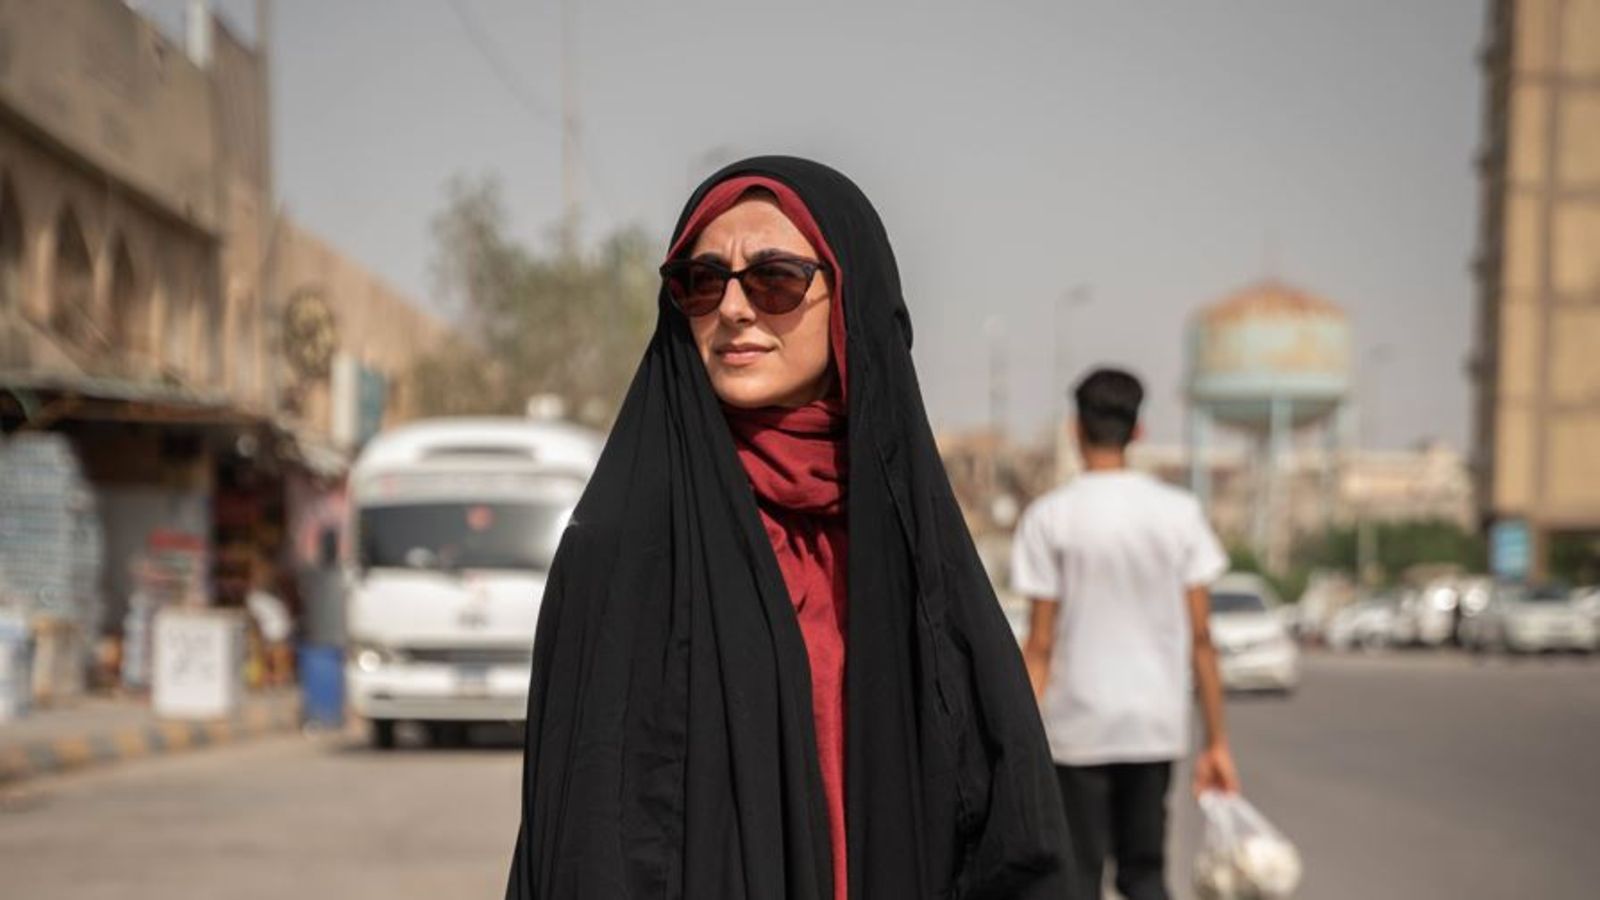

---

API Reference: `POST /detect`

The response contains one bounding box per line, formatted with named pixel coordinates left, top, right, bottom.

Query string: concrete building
left=0, top=0, right=447, bottom=444
left=1124, top=441, right=1475, bottom=545
left=0, top=0, right=451, bottom=666
left=1472, top=0, right=1600, bottom=577
left=944, top=424, right=1471, bottom=574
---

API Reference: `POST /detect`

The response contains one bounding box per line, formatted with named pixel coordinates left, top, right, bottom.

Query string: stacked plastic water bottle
left=0, top=433, right=103, bottom=634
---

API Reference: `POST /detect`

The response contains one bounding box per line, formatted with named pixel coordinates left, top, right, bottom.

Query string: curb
left=0, top=699, right=302, bottom=786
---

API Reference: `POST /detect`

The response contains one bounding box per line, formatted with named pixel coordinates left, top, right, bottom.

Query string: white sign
left=152, top=610, right=245, bottom=720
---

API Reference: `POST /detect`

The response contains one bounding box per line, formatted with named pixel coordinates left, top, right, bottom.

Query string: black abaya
left=504, top=156, right=1076, bottom=899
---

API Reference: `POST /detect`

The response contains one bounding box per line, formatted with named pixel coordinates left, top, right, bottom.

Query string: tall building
left=1472, top=0, right=1600, bottom=577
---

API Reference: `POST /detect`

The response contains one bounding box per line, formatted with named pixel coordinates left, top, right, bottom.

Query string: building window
left=162, top=271, right=193, bottom=375
left=0, top=175, right=22, bottom=315
left=199, top=288, right=222, bottom=385
left=108, top=236, right=151, bottom=363
left=230, top=289, right=258, bottom=399
left=50, top=207, right=96, bottom=350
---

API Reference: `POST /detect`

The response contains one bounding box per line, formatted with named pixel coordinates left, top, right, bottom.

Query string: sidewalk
left=0, top=689, right=301, bottom=786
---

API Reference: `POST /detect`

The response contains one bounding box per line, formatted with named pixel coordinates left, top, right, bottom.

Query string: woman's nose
left=717, top=275, right=757, bottom=325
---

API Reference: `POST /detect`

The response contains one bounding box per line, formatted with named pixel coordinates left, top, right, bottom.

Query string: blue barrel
left=297, top=643, right=345, bottom=728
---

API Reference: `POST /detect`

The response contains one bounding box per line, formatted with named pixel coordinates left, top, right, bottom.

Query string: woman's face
left=686, top=196, right=833, bottom=409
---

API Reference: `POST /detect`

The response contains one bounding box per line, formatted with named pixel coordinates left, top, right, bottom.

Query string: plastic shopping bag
left=1193, top=790, right=1303, bottom=900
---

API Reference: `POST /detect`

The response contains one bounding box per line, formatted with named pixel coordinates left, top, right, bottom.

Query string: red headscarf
left=670, top=177, right=850, bottom=900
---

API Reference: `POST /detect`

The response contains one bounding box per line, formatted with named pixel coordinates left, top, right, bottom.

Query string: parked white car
left=1452, top=577, right=1496, bottom=644
left=1393, top=580, right=1457, bottom=647
left=1575, top=586, right=1600, bottom=626
left=1325, top=593, right=1400, bottom=653
left=1208, top=574, right=1299, bottom=693
left=1462, top=584, right=1599, bottom=655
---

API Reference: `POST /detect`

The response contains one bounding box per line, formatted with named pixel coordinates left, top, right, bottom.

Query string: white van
left=344, top=417, right=602, bottom=748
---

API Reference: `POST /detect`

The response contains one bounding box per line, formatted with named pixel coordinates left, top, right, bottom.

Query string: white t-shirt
left=1011, top=470, right=1227, bottom=766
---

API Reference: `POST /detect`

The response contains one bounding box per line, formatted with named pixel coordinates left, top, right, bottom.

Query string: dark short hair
left=1074, top=368, right=1143, bottom=448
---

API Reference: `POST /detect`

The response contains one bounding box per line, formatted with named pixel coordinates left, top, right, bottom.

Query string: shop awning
left=0, top=373, right=246, bottom=428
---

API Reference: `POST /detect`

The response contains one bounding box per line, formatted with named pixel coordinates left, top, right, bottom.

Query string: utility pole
left=1355, top=343, right=1393, bottom=585
left=985, top=315, right=1007, bottom=502
left=559, top=0, right=580, bottom=253
left=256, top=0, right=278, bottom=413
left=986, top=315, right=1007, bottom=441
left=1054, top=284, right=1092, bottom=413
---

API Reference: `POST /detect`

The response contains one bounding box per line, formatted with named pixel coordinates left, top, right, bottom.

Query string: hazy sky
left=151, top=1, right=1482, bottom=450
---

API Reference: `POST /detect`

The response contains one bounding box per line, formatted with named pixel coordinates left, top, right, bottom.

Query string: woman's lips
left=715, top=344, right=773, bottom=367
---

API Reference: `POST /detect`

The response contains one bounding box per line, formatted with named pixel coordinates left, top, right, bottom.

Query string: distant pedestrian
left=504, top=157, right=1076, bottom=899
left=245, top=561, right=295, bottom=688
left=1012, top=367, right=1239, bottom=900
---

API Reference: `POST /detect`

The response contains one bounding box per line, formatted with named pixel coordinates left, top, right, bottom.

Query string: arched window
left=229, top=288, right=259, bottom=398
left=0, top=175, right=23, bottom=315
left=198, top=284, right=221, bottom=383
left=108, top=236, right=151, bottom=361
left=162, top=267, right=194, bottom=374
left=50, top=207, right=95, bottom=349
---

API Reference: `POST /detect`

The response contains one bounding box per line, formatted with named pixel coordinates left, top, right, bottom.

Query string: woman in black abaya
left=505, top=156, right=1075, bottom=899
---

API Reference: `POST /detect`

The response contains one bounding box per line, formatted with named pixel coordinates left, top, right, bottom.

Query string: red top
left=672, top=176, right=851, bottom=900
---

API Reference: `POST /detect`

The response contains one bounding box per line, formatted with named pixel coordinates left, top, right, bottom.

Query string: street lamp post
left=1053, top=286, right=1092, bottom=484
left=1054, top=285, right=1093, bottom=413
left=1356, top=343, right=1394, bottom=585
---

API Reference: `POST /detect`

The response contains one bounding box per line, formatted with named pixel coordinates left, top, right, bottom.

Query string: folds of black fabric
left=505, top=156, right=1077, bottom=899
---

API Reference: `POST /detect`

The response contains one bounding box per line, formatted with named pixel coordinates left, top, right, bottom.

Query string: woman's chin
left=714, top=382, right=782, bottom=409
left=712, top=372, right=794, bottom=409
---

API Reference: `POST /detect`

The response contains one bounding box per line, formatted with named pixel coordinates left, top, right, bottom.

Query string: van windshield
left=358, top=501, right=568, bottom=572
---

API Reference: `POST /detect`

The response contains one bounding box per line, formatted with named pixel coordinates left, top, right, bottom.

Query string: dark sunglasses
left=659, top=256, right=829, bottom=317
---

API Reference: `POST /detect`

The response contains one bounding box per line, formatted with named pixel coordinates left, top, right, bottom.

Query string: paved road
left=0, top=724, right=523, bottom=900
left=1170, top=651, right=1600, bottom=900
left=1, top=653, right=1596, bottom=899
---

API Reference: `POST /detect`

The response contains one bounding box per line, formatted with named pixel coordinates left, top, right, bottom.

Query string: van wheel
left=370, top=719, right=396, bottom=750
left=427, top=721, right=468, bottom=748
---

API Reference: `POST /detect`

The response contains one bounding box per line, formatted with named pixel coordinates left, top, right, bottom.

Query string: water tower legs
left=1255, top=396, right=1293, bottom=573
left=1188, top=406, right=1212, bottom=513
left=1321, top=405, right=1345, bottom=534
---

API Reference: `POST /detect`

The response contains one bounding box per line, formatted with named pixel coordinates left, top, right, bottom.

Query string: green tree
left=1223, top=544, right=1307, bottom=605
left=409, top=175, right=659, bottom=425
left=1550, top=532, right=1600, bottom=584
left=1292, top=519, right=1486, bottom=585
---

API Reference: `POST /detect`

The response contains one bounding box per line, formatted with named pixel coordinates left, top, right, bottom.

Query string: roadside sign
left=1489, top=519, right=1531, bottom=581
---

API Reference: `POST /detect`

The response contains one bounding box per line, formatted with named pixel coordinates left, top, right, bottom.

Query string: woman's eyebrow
left=691, top=251, right=730, bottom=265
left=746, top=247, right=814, bottom=263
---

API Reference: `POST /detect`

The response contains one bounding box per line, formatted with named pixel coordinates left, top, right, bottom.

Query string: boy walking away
left=1011, top=368, right=1239, bottom=900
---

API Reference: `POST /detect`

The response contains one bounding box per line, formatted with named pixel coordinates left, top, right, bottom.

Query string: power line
left=446, top=0, right=620, bottom=234
left=448, top=0, right=558, bottom=125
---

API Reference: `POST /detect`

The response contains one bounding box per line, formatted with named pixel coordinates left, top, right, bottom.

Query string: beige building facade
left=0, top=0, right=448, bottom=446
left=0, top=0, right=452, bottom=650
left=1473, top=0, right=1600, bottom=574
left=1122, top=441, right=1475, bottom=550
left=940, top=424, right=1471, bottom=564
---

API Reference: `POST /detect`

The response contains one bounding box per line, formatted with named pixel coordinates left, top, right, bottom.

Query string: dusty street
left=3, top=653, right=1597, bottom=899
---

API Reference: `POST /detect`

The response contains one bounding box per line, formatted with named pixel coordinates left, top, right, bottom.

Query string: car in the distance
left=1325, top=592, right=1401, bottom=653
left=1575, top=585, right=1600, bottom=629
left=1393, top=580, right=1457, bottom=648
left=1462, top=583, right=1598, bottom=655
left=1208, top=573, right=1299, bottom=694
